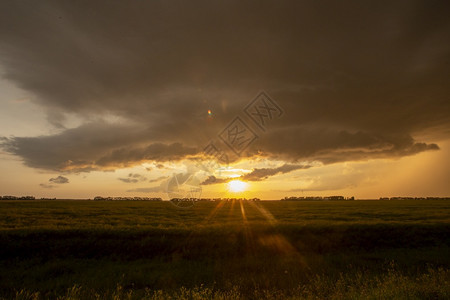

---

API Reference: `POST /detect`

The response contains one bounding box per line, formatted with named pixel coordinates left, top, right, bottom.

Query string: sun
left=227, top=179, right=248, bottom=193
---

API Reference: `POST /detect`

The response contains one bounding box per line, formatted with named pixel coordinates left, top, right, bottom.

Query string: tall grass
left=10, top=266, right=450, bottom=299
left=1, top=200, right=449, bottom=299
left=0, top=199, right=448, bottom=230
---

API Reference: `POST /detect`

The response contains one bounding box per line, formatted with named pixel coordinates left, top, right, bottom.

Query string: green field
left=0, top=200, right=449, bottom=299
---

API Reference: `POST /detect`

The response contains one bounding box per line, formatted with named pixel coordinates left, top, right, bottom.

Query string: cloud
left=96, top=143, right=199, bottom=168
left=201, top=175, right=229, bottom=185
left=0, top=0, right=448, bottom=172
left=39, top=175, right=69, bottom=188
left=118, top=173, right=147, bottom=183
left=201, top=164, right=309, bottom=184
left=126, top=187, right=163, bottom=193
left=0, top=122, right=200, bottom=172
left=127, top=175, right=172, bottom=193
left=241, top=164, right=311, bottom=181
left=49, top=175, right=69, bottom=184
left=39, top=183, right=55, bottom=189
left=148, top=176, right=169, bottom=183
left=258, top=128, right=440, bottom=164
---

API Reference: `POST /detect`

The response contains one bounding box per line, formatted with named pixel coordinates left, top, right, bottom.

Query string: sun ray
left=245, top=201, right=310, bottom=269
left=248, top=200, right=277, bottom=225
left=239, top=199, right=255, bottom=253
left=203, top=199, right=226, bottom=223
left=239, top=199, right=247, bottom=223
left=229, top=198, right=236, bottom=217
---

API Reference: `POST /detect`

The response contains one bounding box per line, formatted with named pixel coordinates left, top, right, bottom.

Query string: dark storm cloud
left=0, top=122, right=200, bottom=171
left=201, top=175, right=229, bottom=185
left=96, top=142, right=199, bottom=168
left=49, top=175, right=69, bottom=184
left=241, top=164, right=311, bottom=181
left=257, top=128, right=440, bottom=164
left=0, top=0, right=449, bottom=172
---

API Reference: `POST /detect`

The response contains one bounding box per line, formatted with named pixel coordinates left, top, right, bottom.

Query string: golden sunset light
left=227, top=180, right=248, bottom=193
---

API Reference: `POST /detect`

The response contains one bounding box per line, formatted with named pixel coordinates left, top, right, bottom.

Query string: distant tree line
left=170, top=197, right=261, bottom=202
left=0, top=195, right=36, bottom=200
left=93, top=196, right=163, bottom=201
left=379, top=197, right=450, bottom=200
left=281, top=196, right=354, bottom=201
left=2, top=195, right=448, bottom=201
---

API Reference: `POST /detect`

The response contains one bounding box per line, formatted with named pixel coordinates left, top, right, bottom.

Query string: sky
left=0, top=0, right=449, bottom=200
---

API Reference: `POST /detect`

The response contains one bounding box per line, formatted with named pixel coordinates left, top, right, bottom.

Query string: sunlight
left=228, top=174, right=241, bottom=178
left=227, top=180, right=248, bottom=193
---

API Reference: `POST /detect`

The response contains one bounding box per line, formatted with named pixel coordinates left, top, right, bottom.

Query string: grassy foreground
left=0, top=200, right=449, bottom=299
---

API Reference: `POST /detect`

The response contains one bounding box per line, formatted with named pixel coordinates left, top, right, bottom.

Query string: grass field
left=0, top=199, right=449, bottom=299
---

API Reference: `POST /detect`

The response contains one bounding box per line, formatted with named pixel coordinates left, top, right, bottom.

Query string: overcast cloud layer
left=0, top=0, right=449, bottom=172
